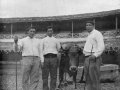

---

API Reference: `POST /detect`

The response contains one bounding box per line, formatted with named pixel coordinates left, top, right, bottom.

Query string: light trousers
left=84, top=56, right=101, bottom=90
left=21, top=56, right=40, bottom=90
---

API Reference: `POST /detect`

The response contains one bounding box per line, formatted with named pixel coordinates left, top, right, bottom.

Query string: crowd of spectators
left=102, top=46, right=120, bottom=64
left=0, top=50, right=22, bottom=61
left=0, top=47, right=120, bottom=65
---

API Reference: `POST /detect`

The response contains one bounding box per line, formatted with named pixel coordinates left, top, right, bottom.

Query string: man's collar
left=89, top=29, right=95, bottom=34
left=46, top=36, right=53, bottom=38
left=26, top=36, right=35, bottom=39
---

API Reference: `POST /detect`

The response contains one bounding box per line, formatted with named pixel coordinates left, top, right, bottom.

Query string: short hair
left=45, top=26, right=54, bottom=32
left=86, top=21, right=94, bottom=26
left=26, top=26, right=36, bottom=34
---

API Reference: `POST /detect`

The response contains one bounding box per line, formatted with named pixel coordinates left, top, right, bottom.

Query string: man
left=83, top=21, right=105, bottom=90
left=14, top=26, right=40, bottom=90
left=40, top=26, right=61, bottom=90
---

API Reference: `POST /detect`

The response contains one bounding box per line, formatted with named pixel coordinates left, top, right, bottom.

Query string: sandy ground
left=0, top=64, right=120, bottom=90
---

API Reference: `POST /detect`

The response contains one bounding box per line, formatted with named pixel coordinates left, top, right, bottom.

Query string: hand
left=89, top=55, right=96, bottom=62
left=14, top=36, right=18, bottom=44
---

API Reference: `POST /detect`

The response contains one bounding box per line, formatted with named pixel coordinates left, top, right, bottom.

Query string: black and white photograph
left=0, top=0, right=120, bottom=90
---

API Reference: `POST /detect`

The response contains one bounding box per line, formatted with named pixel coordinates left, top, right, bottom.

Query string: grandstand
left=0, top=9, right=120, bottom=50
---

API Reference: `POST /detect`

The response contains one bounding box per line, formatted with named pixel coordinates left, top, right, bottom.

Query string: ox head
left=61, top=43, right=83, bottom=72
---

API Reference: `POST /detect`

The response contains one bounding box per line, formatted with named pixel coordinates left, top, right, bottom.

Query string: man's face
left=47, top=28, right=53, bottom=37
left=86, top=23, right=94, bottom=32
left=28, top=28, right=36, bottom=38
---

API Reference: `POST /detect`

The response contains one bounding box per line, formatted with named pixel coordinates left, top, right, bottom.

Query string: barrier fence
left=0, top=47, right=119, bottom=65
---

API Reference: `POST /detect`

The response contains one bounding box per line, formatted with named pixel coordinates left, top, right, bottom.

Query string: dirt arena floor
left=0, top=63, right=120, bottom=90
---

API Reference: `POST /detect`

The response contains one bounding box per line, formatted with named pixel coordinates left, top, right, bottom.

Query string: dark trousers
left=42, top=57, right=58, bottom=90
left=84, top=56, right=102, bottom=90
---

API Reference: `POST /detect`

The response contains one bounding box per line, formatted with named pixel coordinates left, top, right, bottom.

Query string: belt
left=44, top=53, right=57, bottom=58
left=84, top=55, right=91, bottom=58
left=84, top=55, right=100, bottom=58
left=23, top=56, right=38, bottom=58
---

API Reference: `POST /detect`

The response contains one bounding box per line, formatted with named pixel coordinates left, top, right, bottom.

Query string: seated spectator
left=9, top=50, right=14, bottom=61
left=1, top=50, right=5, bottom=61
left=109, top=47, right=115, bottom=55
left=104, top=48, right=109, bottom=54
left=114, top=47, right=118, bottom=52
left=4, top=50, right=9, bottom=61
left=11, top=50, right=14, bottom=53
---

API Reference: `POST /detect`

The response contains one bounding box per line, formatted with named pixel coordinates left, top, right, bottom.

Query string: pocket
left=21, top=57, right=32, bottom=65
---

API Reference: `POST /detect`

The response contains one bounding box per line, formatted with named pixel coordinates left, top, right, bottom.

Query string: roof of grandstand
left=0, top=9, right=120, bottom=23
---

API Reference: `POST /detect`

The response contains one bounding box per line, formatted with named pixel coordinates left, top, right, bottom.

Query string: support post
left=11, top=24, right=13, bottom=39
left=116, top=17, right=118, bottom=31
left=31, top=23, right=33, bottom=27
left=72, top=21, right=73, bottom=38
left=93, top=19, right=95, bottom=28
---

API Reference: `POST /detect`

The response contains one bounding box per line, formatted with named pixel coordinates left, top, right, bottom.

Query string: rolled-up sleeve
left=93, top=32, right=105, bottom=57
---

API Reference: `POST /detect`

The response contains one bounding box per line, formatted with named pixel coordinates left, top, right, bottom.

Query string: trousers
left=42, top=57, right=58, bottom=90
left=84, top=56, right=101, bottom=90
left=21, top=56, right=40, bottom=90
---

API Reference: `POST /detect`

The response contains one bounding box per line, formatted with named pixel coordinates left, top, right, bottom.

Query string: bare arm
left=40, top=39, right=44, bottom=62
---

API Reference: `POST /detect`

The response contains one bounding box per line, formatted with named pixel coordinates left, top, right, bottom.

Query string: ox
left=57, top=43, right=83, bottom=89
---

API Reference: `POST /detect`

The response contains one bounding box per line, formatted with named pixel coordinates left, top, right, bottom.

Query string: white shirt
left=83, top=29, right=105, bottom=57
left=40, top=36, right=61, bottom=62
left=14, top=36, right=40, bottom=57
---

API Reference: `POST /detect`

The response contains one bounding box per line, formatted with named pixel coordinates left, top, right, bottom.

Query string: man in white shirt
left=83, top=21, right=105, bottom=90
left=40, top=26, right=61, bottom=90
left=14, top=26, right=40, bottom=90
